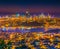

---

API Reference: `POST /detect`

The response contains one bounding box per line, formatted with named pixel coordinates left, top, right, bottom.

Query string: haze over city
left=0, top=0, right=60, bottom=17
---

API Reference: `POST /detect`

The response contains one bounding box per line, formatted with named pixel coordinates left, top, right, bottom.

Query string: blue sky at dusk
left=0, top=0, right=60, bottom=16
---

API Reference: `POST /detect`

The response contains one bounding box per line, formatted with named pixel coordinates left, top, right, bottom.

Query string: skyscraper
left=16, top=13, right=20, bottom=17
left=25, top=10, right=30, bottom=18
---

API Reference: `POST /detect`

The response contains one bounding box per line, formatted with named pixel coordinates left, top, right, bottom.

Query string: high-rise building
left=25, top=10, right=30, bottom=18
left=48, top=13, right=51, bottom=18
left=16, top=13, right=20, bottom=17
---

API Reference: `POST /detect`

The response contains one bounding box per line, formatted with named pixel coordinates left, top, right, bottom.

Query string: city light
left=0, top=11, right=60, bottom=49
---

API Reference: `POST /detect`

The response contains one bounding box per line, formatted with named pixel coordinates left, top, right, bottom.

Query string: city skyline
left=0, top=0, right=60, bottom=17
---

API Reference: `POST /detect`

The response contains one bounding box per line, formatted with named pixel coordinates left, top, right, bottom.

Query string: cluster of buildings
left=0, top=11, right=60, bottom=32
left=0, top=11, right=60, bottom=49
left=0, top=32, right=60, bottom=49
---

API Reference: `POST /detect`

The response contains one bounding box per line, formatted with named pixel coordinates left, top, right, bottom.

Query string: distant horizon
left=0, top=13, right=60, bottom=18
left=0, top=0, right=60, bottom=17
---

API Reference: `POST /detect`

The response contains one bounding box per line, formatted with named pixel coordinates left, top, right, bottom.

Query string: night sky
left=0, top=0, right=60, bottom=16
